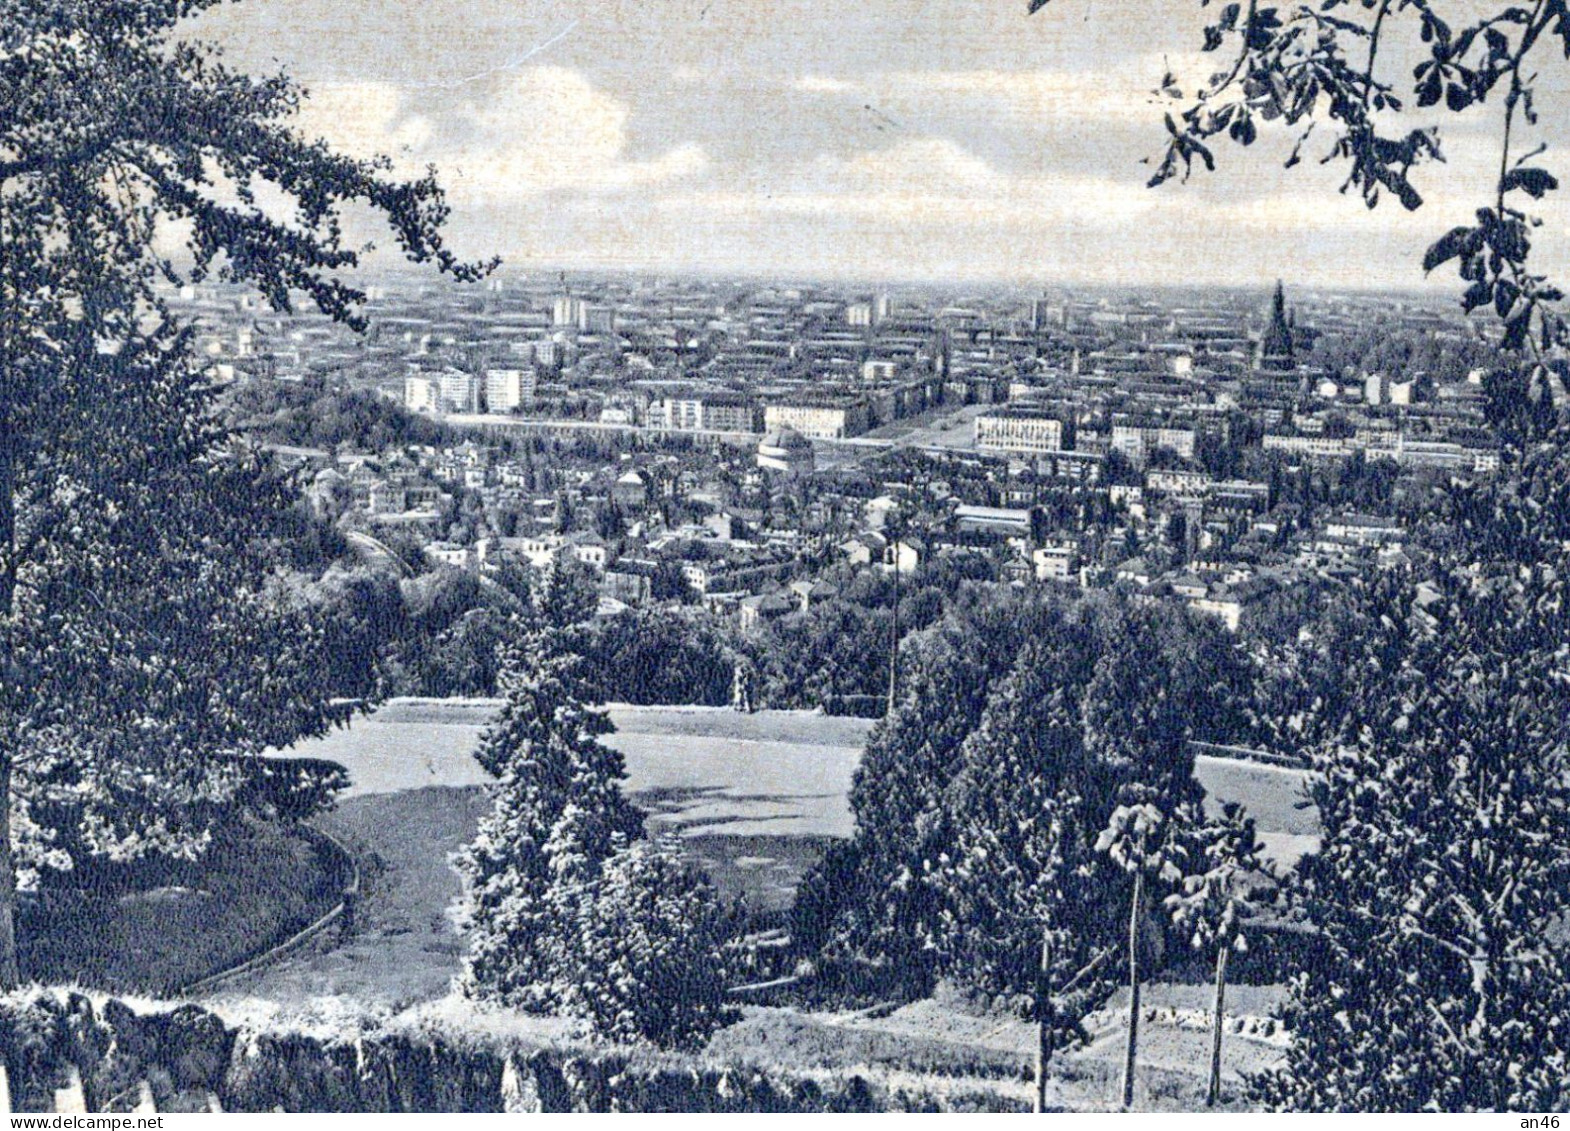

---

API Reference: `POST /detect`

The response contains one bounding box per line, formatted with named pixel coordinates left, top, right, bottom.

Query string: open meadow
left=277, top=699, right=1317, bottom=885
left=191, top=701, right=1322, bottom=1101
left=275, top=700, right=871, bottom=910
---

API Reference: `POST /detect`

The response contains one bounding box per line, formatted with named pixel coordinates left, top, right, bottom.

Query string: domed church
left=757, top=425, right=815, bottom=476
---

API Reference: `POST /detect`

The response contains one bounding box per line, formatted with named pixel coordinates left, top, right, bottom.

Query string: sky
left=186, top=0, right=1570, bottom=291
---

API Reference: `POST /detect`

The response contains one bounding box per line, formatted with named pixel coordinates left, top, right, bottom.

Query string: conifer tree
left=1081, top=608, right=1199, bottom=805
left=565, top=839, right=735, bottom=1050
left=938, top=630, right=1115, bottom=998
left=458, top=635, right=643, bottom=1010
left=824, top=592, right=1055, bottom=991
left=803, top=594, right=1223, bottom=1008
left=459, top=611, right=736, bottom=1048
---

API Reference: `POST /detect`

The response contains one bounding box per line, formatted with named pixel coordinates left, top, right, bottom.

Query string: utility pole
left=885, top=508, right=905, bottom=716
left=1035, top=929, right=1055, bottom=1113
left=1122, top=867, right=1143, bottom=1111
left=887, top=548, right=900, bottom=714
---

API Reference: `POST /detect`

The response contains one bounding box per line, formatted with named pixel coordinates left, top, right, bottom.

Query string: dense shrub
left=579, top=610, right=740, bottom=706
left=564, top=841, right=737, bottom=1049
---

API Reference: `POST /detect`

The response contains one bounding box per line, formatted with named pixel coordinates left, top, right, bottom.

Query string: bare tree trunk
left=1121, top=869, right=1142, bottom=1111
left=0, top=268, right=19, bottom=989
left=0, top=756, right=17, bottom=988
left=1207, top=944, right=1229, bottom=1107
left=1034, top=930, right=1055, bottom=1113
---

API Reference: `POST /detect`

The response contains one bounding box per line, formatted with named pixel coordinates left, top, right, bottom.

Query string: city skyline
left=190, top=0, right=1570, bottom=291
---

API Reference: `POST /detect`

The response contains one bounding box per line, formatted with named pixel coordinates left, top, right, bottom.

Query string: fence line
left=177, top=824, right=361, bottom=998
left=1187, top=739, right=1309, bottom=770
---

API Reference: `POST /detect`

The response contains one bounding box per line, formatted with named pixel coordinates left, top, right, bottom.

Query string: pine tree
left=564, top=839, right=735, bottom=1050
left=457, top=635, right=643, bottom=1011
left=801, top=593, right=1222, bottom=1010
left=933, top=615, right=1226, bottom=1107
left=938, top=629, right=1113, bottom=999
left=534, top=557, right=601, bottom=643
left=823, top=592, right=1055, bottom=991
left=458, top=618, right=737, bottom=1048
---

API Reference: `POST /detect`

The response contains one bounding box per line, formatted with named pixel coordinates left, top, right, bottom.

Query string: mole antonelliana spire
left=1256, top=279, right=1295, bottom=373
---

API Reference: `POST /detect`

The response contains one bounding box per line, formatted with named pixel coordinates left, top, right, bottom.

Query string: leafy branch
left=1029, top=0, right=1570, bottom=372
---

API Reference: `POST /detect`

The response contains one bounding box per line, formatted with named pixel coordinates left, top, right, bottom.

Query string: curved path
left=196, top=787, right=490, bottom=1009
left=179, top=825, right=361, bottom=998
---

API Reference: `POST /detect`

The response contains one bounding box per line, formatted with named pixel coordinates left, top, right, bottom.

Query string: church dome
left=759, top=425, right=812, bottom=452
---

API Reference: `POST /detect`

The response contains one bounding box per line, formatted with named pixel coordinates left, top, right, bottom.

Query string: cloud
left=281, top=56, right=1559, bottom=289
left=197, top=0, right=1570, bottom=287
left=826, top=137, right=1002, bottom=191
left=791, top=75, right=858, bottom=95
left=292, top=67, right=709, bottom=202
left=660, top=136, right=1160, bottom=231
left=792, top=54, right=1219, bottom=127
left=292, top=80, right=433, bottom=166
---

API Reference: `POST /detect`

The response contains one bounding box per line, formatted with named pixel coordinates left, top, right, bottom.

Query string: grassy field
left=706, top=984, right=1289, bottom=1112
left=276, top=701, right=872, bottom=908
left=276, top=700, right=1317, bottom=875
left=267, top=699, right=1321, bottom=915
left=862, top=404, right=988, bottom=450
left=22, top=819, right=341, bottom=996
left=232, top=705, right=1317, bottom=1107
left=1193, top=755, right=1320, bottom=869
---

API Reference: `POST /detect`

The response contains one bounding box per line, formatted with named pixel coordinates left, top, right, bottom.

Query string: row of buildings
left=180, top=272, right=1527, bottom=641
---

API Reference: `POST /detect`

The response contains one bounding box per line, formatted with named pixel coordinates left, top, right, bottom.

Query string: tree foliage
left=815, top=591, right=1057, bottom=993
left=0, top=0, right=488, bottom=983
left=579, top=609, right=742, bottom=707
left=458, top=618, right=735, bottom=1049
left=229, top=382, right=460, bottom=451
left=937, top=634, right=1105, bottom=999
left=1097, top=799, right=1188, bottom=1110
left=798, top=589, right=1227, bottom=1015
left=1249, top=430, right=1570, bottom=1110
left=3, top=322, right=343, bottom=887
left=566, top=840, right=737, bottom=1050
left=1167, top=802, right=1264, bottom=964
left=1030, top=0, right=1570, bottom=413
left=1167, top=801, right=1267, bottom=1107
left=458, top=638, right=645, bottom=1011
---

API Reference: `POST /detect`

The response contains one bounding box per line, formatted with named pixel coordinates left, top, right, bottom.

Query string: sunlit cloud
left=660, top=137, right=1161, bottom=230
left=292, top=67, right=710, bottom=203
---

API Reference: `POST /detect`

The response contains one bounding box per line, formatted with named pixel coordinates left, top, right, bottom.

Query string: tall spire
left=1258, top=279, right=1295, bottom=372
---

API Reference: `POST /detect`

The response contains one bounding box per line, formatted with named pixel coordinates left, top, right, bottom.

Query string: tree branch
left=1363, top=0, right=1393, bottom=110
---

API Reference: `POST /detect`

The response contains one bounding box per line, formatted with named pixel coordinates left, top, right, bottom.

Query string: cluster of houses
left=188, top=274, right=1510, bottom=637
